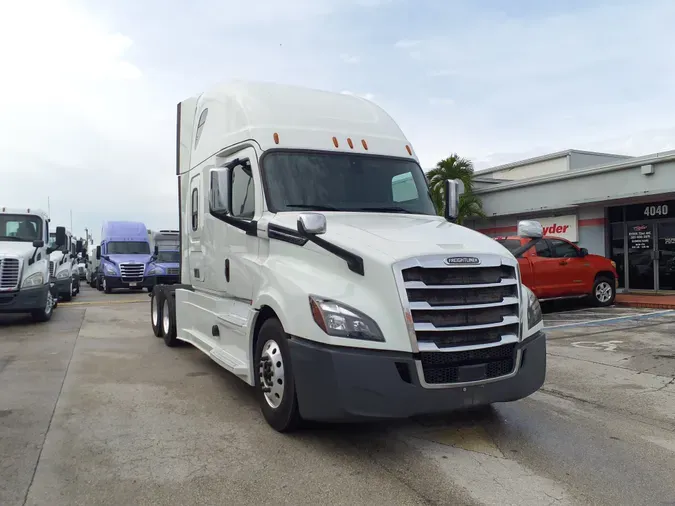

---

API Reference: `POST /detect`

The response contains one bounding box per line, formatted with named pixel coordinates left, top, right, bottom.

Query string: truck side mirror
left=55, top=226, right=66, bottom=247
left=76, top=240, right=83, bottom=253
left=297, top=213, right=327, bottom=235
left=210, top=167, right=232, bottom=214
left=33, top=239, right=45, bottom=248
left=517, top=220, right=543, bottom=239
left=96, top=246, right=101, bottom=260
left=444, top=179, right=459, bottom=223
left=579, top=247, right=588, bottom=257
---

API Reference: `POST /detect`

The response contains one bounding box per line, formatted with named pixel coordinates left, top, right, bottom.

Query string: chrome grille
left=119, top=263, right=145, bottom=282
left=396, top=254, right=521, bottom=387
left=49, top=261, right=55, bottom=277
left=0, top=258, right=21, bottom=291
left=167, top=267, right=180, bottom=276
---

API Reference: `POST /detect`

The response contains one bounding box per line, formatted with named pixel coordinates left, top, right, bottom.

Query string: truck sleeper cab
left=97, top=221, right=155, bottom=293
left=150, top=81, right=547, bottom=432
left=0, top=208, right=68, bottom=322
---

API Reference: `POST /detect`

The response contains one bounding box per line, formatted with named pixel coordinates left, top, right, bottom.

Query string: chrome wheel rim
left=596, top=282, right=613, bottom=303
left=259, top=339, right=285, bottom=409
left=45, top=291, right=53, bottom=315
left=162, top=299, right=170, bottom=335
left=151, top=298, right=158, bottom=327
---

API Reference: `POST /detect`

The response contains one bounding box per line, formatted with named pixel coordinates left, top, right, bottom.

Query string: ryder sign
left=537, top=215, right=578, bottom=242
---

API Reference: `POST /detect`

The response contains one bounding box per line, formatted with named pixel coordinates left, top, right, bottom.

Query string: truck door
left=547, top=238, right=589, bottom=295
left=188, top=172, right=205, bottom=286
left=528, top=240, right=567, bottom=298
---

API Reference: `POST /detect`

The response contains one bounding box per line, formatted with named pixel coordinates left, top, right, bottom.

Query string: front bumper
left=51, top=276, right=72, bottom=296
left=0, top=284, right=50, bottom=314
left=289, top=331, right=546, bottom=422
left=104, top=275, right=155, bottom=290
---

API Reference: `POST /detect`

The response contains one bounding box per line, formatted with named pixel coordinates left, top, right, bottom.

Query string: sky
left=1, top=0, right=674, bottom=244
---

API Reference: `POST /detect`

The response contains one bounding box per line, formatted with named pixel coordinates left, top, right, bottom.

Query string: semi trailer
left=0, top=207, right=68, bottom=322
left=149, top=80, right=547, bottom=432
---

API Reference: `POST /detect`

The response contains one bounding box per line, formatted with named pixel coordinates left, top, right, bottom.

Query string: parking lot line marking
left=59, top=299, right=148, bottom=307
left=545, top=309, right=674, bottom=329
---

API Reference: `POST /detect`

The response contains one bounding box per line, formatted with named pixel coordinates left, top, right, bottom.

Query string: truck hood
left=0, top=242, right=35, bottom=260
left=270, top=212, right=513, bottom=262
left=105, top=254, right=152, bottom=264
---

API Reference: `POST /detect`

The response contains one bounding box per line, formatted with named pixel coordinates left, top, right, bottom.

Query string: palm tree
left=426, top=153, right=486, bottom=224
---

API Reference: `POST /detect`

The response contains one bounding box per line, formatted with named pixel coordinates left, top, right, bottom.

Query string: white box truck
left=0, top=207, right=67, bottom=322
left=149, top=81, right=546, bottom=432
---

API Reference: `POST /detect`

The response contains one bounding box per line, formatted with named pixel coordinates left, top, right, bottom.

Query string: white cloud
left=429, top=97, right=455, bottom=106
left=394, top=39, right=421, bottom=49
left=340, top=53, right=361, bottom=64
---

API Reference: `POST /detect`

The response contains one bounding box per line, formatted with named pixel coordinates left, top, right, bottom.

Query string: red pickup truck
left=495, top=234, right=619, bottom=307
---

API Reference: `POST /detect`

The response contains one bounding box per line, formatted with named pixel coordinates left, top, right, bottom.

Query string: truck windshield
left=495, top=239, right=522, bottom=253
left=261, top=152, right=437, bottom=215
left=157, top=251, right=180, bottom=263
left=0, top=214, right=42, bottom=242
left=107, top=241, right=150, bottom=254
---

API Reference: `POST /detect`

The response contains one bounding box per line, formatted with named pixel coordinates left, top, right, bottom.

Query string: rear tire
left=591, top=276, right=615, bottom=307
left=254, top=318, right=302, bottom=433
left=62, top=280, right=73, bottom=302
left=151, top=288, right=164, bottom=337
left=162, top=295, right=179, bottom=347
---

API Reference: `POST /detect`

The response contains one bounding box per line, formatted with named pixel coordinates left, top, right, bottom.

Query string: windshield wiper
left=286, top=204, right=340, bottom=211
left=0, top=235, right=23, bottom=241
left=353, top=206, right=415, bottom=214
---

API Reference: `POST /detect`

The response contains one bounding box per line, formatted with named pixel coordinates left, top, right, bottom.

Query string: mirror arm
left=298, top=224, right=364, bottom=276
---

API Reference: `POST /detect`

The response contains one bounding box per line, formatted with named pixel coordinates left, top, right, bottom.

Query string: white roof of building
left=178, top=80, right=417, bottom=173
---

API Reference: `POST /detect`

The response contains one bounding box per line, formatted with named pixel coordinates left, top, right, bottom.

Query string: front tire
left=31, top=290, right=54, bottom=322
left=254, top=318, right=301, bottom=433
left=62, top=280, right=73, bottom=302
left=162, top=295, right=180, bottom=347
left=592, top=276, right=615, bottom=307
left=103, top=278, right=112, bottom=294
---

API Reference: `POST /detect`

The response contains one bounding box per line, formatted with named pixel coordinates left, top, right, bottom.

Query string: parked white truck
left=149, top=81, right=546, bottom=432
left=0, top=207, right=65, bottom=322
left=48, top=228, right=81, bottom=301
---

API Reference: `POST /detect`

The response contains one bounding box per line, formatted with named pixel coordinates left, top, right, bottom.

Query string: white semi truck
left=149, top=81, right=546, bottom=432
left=48, top=228, right=82, bottom=301
left=0, top=207, right=66, bottom=322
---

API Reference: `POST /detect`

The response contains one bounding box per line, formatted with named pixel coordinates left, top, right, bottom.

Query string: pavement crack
left=21, top=309, right=86, bottom=506
left=655, top=377, right=675, bottom=392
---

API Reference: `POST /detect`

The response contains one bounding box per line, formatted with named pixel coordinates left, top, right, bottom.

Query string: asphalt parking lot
left=2, top=288, right=675, bottom=506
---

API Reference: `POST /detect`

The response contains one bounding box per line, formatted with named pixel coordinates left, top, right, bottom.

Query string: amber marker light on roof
left=361, top=139, right=368, bottom=150
left=332, top=136, right=339, bottom=147
left=347, top=138, right=354, bottom=149
left=405, top=145, right=412, bottom=156
left=273, top=133, right=279, bottom=144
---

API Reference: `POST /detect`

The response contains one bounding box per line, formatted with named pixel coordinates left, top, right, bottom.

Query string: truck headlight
left=309, top=296, right=385, bottom=342
left=523, top=285, right=543, bottom=330
left=22, top=272, right=44, bottom=288
left=56, top=270, right=70, bottom=279
left=104, top=264, right=116, bottom=275
left=147, top=267, right=161, bottom=275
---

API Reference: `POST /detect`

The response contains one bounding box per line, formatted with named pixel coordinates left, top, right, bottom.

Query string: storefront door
left=626, top=222, right=655, bottom=290
left=625, top=220, right=675, bottom=291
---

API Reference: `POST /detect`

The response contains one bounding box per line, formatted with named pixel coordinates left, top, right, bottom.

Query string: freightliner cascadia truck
left=148, top=230, right=180, bottom=285
left=149, top=81, right=547, bottom=432
left=48, top=228, right=81, bottom=301
left=96, top=221, right=154, bottom=293
left=0, top=207, right=70, bottom=322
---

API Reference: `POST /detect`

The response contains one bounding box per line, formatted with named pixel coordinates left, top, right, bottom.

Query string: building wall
left=474, top=159, right=675, bottom=217
left=487, top=156, right=568, bottom=180
left=568, top=152, right=630, bottom=171
left=466, top=205, right=607, bottom=256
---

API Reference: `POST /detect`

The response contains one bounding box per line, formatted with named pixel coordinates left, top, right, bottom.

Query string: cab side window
left=549, top=239, right=579, bottom=258
left=191, top=188, right=199, bottom=231
left=535, top=241, right=552, bottom=258
left=231, top=165, right=255, bottom=219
